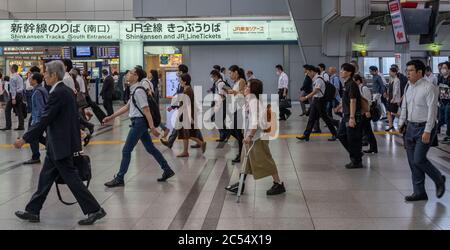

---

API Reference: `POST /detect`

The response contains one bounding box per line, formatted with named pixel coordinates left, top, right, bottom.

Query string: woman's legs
left=177, top=139, right=189, bottom=157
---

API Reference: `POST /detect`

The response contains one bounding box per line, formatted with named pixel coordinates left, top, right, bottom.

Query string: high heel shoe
left=385, top=127, right=394, bottom=132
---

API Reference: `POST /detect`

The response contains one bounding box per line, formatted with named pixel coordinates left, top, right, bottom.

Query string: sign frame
left=388, top=0, right=409, bottom=44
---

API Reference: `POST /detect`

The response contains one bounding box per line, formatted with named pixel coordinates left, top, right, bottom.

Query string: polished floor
left=0, top=103, right=450, bottom=230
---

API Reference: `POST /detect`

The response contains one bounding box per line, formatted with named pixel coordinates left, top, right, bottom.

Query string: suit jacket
left=23, top=82, right=82, bottom=160
left=100, top=75, right=115, bottom=99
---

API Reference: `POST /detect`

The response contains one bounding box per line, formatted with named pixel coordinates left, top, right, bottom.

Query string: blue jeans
left=438, top=103, right=450, bottom=137
left=117, top=117, right=171, bottom=180
left=404, top=122, right=443, bottom=195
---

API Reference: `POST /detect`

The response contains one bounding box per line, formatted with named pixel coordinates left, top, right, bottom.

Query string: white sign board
left=388, top=0, right=409, bottom=44
left=0, top=20, right=298, bottom=43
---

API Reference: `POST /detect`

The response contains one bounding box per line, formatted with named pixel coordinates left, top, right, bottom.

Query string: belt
left=407, top=121, right=427, bottom=127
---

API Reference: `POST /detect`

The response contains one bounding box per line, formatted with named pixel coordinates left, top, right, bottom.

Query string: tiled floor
left=0, top=103, right=449, bottom=230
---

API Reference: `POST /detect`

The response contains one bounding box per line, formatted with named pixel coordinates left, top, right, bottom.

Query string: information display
left=165, top=71, right=180, bottom=98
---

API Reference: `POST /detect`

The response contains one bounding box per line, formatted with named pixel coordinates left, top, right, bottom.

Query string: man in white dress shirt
left=276, top=65, right=291, bottom=121
left=62, top=59, right=76, bottom=93
left=399, top=60, right=446, bottom=202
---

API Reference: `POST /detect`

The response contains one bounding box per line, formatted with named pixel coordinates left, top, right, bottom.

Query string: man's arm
left=425, top=84, right=439, bottom=133
left=10, top=76, right=17, bottom=99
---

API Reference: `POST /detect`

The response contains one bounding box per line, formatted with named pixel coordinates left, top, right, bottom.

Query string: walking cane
left=236, top=139, right=257, bottom=203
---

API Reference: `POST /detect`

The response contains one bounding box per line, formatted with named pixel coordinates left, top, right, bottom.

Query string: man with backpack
left=103, top=67, right=175, bottom=188
left=297, top=65, right=337, bottom=142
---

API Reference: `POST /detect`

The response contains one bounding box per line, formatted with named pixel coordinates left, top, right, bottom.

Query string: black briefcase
left=55, top=153, right=92, bottom=206
left=279, top=98, right=292, bottom=109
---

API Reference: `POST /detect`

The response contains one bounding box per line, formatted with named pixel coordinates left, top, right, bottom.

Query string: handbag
left=76, top=92, right=88, bottom=108
left=279, top=98, right=292, bottom=109
left=55, top=153, right=92, bottom=206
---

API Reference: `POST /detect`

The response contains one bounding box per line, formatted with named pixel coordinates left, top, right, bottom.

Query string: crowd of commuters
left=1, top=56, right=449, bottom=226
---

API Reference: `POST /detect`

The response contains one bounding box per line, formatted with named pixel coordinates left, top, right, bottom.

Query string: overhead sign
left=388, top=0, right=409, bottom=44
left=0, top=20, right=298, bottom=43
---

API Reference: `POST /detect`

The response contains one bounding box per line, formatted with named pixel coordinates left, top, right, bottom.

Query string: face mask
left=442, top=69, right=449, bottom=76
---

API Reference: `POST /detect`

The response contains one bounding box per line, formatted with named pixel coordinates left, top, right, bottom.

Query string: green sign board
left=0, top=20, right=298, bottom=43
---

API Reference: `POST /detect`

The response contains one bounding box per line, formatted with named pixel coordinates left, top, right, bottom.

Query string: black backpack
left=131, top=86, right=161, bottom=128
left=318, top=77, right=336, bottom=102
left=370, top=102, right=381, bottom=122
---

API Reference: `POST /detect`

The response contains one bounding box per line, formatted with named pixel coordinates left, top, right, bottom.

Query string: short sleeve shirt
left=342, top=79, right=362, bottom=120
left=129, top=84, right=149, bottom=118
left=312, top=75, right=326, bottom=98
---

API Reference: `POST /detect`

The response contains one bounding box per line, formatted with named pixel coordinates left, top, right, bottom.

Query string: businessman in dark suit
left=100, top=69, right=114, bottom=116
left=13, top=60, right=106, bottom=226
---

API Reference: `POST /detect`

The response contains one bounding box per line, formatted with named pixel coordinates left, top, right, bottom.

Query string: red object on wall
left=401, top=2, right=418, bottom=8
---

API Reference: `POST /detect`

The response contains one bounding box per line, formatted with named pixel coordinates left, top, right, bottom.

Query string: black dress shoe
left=15, top=211, right=40, bottom=223
left=405, top=193, right=428, bottom=202
left=296, top=135, right=310, bottom=142
left=436, top=176, right=446, bottom=199
left=14, top=127, right=25, bottom=131
left=83, top=134, right=92, bottom=147
left=104, top=177, right=125, bottom=188
left=160, top=139, right=173, bottom=149
left=363, top=150, right=378, bottom=154
left=157, top=169, right=175, bottom=182
left=190, top=144, right=201, bottom=149
left=232, top=155, right=241, bottom=164
left=0, top=127, right=11, bottom=131
left=345, top=162, right=364, bottom=169
left=78, top=208, right=107, bottom=226
left=23, top=159, right=41, bottom=165
left=327, top=136, right=337, bottom=142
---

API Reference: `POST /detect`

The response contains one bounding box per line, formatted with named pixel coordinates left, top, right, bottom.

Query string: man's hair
left=318, top=63, right=326, bottom=70
left=29, top=66, right=40, bottom=73
left=31, top=72, right=43, bottom=84
left=180, top=73, right=191, bottom=85
left=390, top=64, right=399, bottom=70
left=178, top=64, right=189, bottom=74
left=11, top=64, right=19, bottom=73
left=275, top=65, right=284, bottom=71
left=390, top=67, right=398, bottom=74
left=341, top=63, right=356, bottom=77
left=304, top=64, right=318, bottom=73
left=406, top=60, right=426, bottom=77
left=369, top=66, right=378, bottom=72
left=133, top=66, right=146, bottom=82
left=425, top=66, right=432, bottom=72
left=213, top=65, right=221, bottom=71
left=46, top=60, right=66, bottom=81
left=247, top=70, right=253, bottom=75
left=61, top=59, right=73, bottom=72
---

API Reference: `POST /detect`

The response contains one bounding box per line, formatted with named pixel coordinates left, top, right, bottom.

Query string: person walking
left=13, top=60, right=106, bottom=226
left=1, top=64, right=25, bottom=131
left=399, top=60, right=446, bottom=202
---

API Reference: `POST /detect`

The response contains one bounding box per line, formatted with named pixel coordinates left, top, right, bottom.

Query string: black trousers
left=103, top=97, right=114, bottom=116
left=361, top=116, right=378, bottom=152
left=337, top=119, right=363, bottom=164
left=5, top=93, right=24, bottom=129
left=25, top=155, right=101, bottom=215
left=304, top=98, right=337, bottom=137
left=278, top=89, right=291, bottom=119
